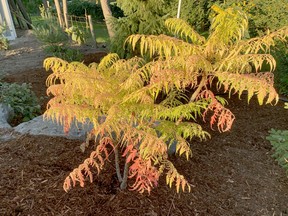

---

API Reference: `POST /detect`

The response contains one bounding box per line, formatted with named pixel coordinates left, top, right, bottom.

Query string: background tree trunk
left=100, top=0, right=115, bottom=39
left=62, top=0, right=69, bottom=28
left=8, top=0, right=25, bottom=29
left=15, top=0, right=32, bottom=29
left=54, top=0, right=64, bottom=27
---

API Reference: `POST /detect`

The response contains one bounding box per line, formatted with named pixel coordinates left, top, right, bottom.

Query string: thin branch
left=114, top=145, right=123, bottom=183
left=167, top=192, right=177, bottom=216
left=176, top=76, right=207, bottom=125
left=189, top=76, right=207, bottom=103
left=120, top=157, right=129, bottom=190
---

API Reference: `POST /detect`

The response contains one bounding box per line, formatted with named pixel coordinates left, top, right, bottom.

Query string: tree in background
left=21, top=0, right=42, bottom=14
left=110, top=0, right=172, bottom=57
left=169, top=0, right=218, bottom=32
left=220, top=0, right=288, bottom=36
left=100, top=0, right=115, bottom=38
left=220, top=0, right=288, bottom=95
left=111, top=0, right=219, bottom=57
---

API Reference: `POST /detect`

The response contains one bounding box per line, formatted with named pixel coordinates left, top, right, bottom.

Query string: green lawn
left=93, top=23, right=109, bottom=43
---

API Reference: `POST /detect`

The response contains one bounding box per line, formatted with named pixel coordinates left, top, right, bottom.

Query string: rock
left=14, top=115, right=94, bottom=140
left=0, top=103, right=14, bottom=129
left=0, top=128, right=18, bottom=142
left=153, top=121, right=177, bottom=155
left=12, top=113, right=177, bottom=154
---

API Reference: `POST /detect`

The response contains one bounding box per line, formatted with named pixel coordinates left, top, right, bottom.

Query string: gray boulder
left=14, top=115, right=94, bottom=140
left=0, top=103, right=14, bottom=129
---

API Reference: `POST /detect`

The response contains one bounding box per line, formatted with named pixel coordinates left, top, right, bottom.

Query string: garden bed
left=0, top=31, right=287, bottom=216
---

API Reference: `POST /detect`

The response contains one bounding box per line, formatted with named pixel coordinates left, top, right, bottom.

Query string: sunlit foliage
left=44, top=5, right=287, bottom=194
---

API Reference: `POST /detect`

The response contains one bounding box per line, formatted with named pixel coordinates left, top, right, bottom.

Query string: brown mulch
left=1, top=53, right=288, bottom=216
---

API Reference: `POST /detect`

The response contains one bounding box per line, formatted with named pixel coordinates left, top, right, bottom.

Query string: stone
left=0, top=128, right=18, bottom=142
left=14, top=115, right=94, bottom=140
left=0, top=103, right=13, bottom=129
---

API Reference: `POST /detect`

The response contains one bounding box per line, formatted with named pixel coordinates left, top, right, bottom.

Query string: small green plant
left=65, top=26, right=86, bottom=45
left=267, top=129, right=288, bottom=174
left=33, top=18, right=68, bottom=45
left=0, top=24, right=9, bottom=50
left=0, top=82, right=41, bottom=123
left=267, top=102, right=288, bottom=174
left=44, top=45, right=84, bottom=62
left=33, top=14, right=85, bottom=62
left=39, top=4, right=49, bottom=19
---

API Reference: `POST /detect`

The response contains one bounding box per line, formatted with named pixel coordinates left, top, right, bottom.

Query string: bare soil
left=0, top=30, right=288, bottom=216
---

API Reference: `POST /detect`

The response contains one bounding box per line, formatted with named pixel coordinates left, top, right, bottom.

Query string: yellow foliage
left=44, top=5, right=288, bottom=194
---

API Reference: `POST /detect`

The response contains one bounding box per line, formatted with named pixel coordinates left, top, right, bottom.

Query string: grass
left=93, top=23, right=109, bottom=43
left=31, top=15, right=109, bottom=43
left=31, top=16, right=44, bottom=26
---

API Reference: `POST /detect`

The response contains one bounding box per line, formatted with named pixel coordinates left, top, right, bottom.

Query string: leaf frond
left=244, top=26, right=288, bottom=54
left=216, top=72, right=279, bottom=105
left=165, top=18, right=206, bottom=45
left=97, top=53, right=120, bottom=71
left=63, top=136, right=114, bottom=192
left=126, top=34, right=202, bottom=58
left=166, top=161, right=191, bottom=193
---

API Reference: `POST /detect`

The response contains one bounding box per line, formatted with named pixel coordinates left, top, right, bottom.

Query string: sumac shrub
left=44, top=5, right=288, bottom=194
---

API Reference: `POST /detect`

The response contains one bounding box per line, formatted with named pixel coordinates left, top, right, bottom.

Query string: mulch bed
left=1, top=53, right=288, bottom=215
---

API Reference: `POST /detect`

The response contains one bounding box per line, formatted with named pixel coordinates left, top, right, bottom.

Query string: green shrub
left=267, top=129, right=288, bottom=174
left=0, top=82, right=41, bottom=123
left=267, top=102, right=288, bottom=175
left=44, top=45, right=84, bottom=62
left=22, top=0, right=42, bottom=15
left=272, top=43, right=288, bottom=95
left=33, top=11, right=85, bottom=62
left=220, top=0, right=288, bottom=37
left=110, top=3, right=124, bottom=19
left=111, top=0, right=218, bottom=57
left=0, top=24, right=9, bottom=50
left=67, top=0, right=123, bottom=22
left=111, top=0, right=173, bottom=57
left=33, top=18, right=68, bottom=45
left=68, top=1, right=101, bottom=19
left=65, top=26, right=86, bottom=45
